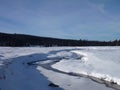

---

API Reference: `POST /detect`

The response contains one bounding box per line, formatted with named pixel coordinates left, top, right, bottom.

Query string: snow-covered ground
left=0, top=46, right=120, bottom=90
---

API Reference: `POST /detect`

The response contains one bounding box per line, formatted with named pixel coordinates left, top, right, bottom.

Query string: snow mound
left=52, top=47, right=120, bottom=86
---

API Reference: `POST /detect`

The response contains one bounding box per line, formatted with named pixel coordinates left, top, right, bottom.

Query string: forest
left=0, top=32, right=120, bottom=47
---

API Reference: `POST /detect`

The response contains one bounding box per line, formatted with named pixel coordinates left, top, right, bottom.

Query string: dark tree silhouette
left=0, top=32, right=119, bottom=47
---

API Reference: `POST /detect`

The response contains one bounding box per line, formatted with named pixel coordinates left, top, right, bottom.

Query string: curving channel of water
left=28, top=56, right=120, bottom=90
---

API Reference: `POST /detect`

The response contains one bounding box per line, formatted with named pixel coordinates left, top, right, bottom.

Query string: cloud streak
left=0, top=0, right=120, bottom=40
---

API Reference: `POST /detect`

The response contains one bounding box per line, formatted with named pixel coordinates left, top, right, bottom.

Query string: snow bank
left=52, top=47, right=120, bottom=85
left=0, top=46, right=120, bottom=90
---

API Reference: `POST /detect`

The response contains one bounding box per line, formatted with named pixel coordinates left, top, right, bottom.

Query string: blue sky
left=0, top=0, right=120, bottom=40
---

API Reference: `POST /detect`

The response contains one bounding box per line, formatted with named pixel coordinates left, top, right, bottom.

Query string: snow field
left=0, top=46, right=120, bottom=90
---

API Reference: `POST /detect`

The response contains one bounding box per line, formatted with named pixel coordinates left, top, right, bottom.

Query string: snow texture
left=0, top=46, right=120, bottom=90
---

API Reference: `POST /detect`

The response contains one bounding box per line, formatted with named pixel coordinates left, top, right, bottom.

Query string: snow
left=52, top=47, right=120, bottom=86
left=0, top=46, right=120, bottom=90
left=37, top=66, right=113, bottom=90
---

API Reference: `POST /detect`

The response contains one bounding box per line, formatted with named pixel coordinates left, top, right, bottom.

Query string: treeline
left=0, top=32, right=120, bottom=47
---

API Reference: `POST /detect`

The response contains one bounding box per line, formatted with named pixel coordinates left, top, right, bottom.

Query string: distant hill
left=0, top=32, right=120, bottom=46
